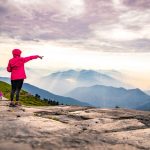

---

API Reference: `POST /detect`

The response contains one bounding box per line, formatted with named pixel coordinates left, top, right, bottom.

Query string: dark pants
left=10, top=79, right=24, bottom=101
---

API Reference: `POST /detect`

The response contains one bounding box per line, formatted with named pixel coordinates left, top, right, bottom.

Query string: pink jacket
left=7, top=55, right=39, bottom=80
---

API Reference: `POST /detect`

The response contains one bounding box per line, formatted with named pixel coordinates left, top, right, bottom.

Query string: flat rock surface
left=0, top=97, right=150, bottom=150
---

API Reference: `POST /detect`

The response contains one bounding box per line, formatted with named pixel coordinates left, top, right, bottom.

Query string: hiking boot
left=15, top=101, right=22, bottom=106
left=9, top=101, right=15, bottom=107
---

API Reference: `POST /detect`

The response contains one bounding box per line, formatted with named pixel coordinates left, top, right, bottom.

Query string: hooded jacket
left=7, top=49, right=39, bottom=80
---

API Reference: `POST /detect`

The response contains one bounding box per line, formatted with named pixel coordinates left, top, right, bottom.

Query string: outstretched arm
left=23, top=55, right=43, bottom=63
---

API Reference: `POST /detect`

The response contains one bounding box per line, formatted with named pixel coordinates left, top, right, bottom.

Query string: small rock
left=82, top=127, right=87, bottom=131
left=22, top=109, right=25, bottom=112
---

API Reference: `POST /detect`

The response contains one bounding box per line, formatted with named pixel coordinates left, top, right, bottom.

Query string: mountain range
left=65, top=84, right=150, bottom=110
left=0, top=68, right=132, bottom=95
left=1, top=69, right=150, bottom=110
left=38, top=69, right=131, bottom=95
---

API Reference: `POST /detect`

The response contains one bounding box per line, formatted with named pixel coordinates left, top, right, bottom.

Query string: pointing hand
left=39, top=56, right=44, bottom=59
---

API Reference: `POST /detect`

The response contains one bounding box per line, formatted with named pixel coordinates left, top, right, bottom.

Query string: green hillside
left=0, top=81, right=51, bottom=106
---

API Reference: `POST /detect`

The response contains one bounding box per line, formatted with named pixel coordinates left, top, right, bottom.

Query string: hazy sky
left=0, top=0, right=150, bottom=89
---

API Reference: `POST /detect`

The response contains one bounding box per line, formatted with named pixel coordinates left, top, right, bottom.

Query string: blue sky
left=0, top=0, right=150, bottom=89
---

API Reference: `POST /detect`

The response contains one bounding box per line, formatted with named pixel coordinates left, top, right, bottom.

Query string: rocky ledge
left=0, top=98, right=150, bottom=150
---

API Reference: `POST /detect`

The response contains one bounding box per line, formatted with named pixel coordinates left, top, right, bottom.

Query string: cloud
left=123, top=0, right=150, bottom=10
left=0, top=0, right=149, bottom=52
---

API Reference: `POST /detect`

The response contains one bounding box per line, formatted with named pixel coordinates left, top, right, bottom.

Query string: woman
left=7, top=49, right=43, bottom=107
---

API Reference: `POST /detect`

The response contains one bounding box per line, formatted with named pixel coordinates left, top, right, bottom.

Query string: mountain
left=98, top=69, right=124, bottom=80
left=145, top=90, right=150, bottom=96
left=22, top=83, right=91, bottom=106
left=38, top=69, right=130, bottom=95
left=136, top=102, right=150, bottom=111
left=65, top=85, right=150, bottom=109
